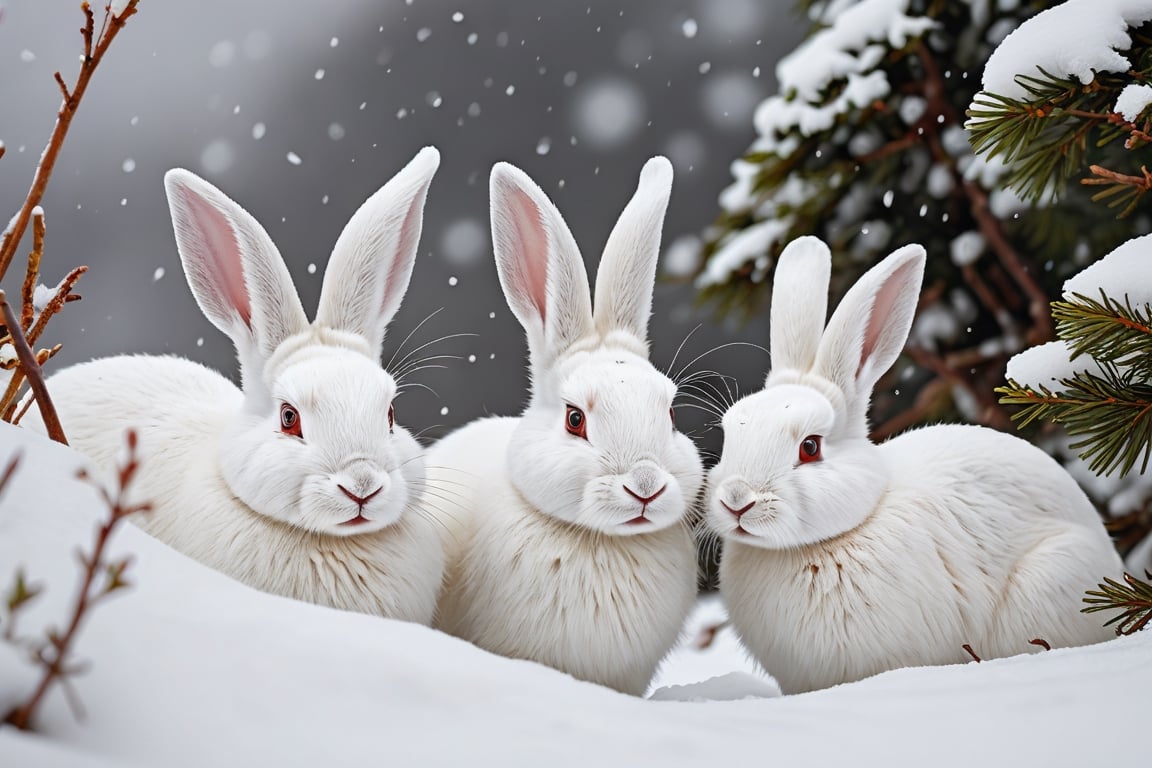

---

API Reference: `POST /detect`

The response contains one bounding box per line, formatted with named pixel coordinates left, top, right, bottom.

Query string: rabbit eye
left=565, top=405, right=587, bottom=440
left=669, top=407, right=676, bottom=427
left=388, top=403, right=395, bottom=433
left=799, top=435, right=822, bottom=463
left=280, top=403, right=303, bottom=439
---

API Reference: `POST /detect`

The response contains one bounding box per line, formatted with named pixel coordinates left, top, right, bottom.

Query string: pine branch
left=1053, top=291, right=1152, bottom=365
left=997, top=366, right=1152, bottom=477
left=1082, top=570, right=1152, bottom=635
left=1081, top=164, right=1152, bottom=218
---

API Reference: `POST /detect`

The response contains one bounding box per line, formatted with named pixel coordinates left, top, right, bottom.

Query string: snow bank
left=979, top=0, right=1152, bottom=101
left=1, top=423, right=1148, bottom=767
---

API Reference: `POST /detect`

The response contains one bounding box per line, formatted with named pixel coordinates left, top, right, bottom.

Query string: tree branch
left=0, top=0, right=140, bottom=281
left=0, top=291, right=67, bottom=444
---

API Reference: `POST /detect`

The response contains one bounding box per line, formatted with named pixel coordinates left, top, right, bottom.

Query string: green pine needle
left=1053, top=292, right=1152, bottom=365
left=997, top=367, right=1152, bottom=478
left=1082, top=571, right=1152, bottom=635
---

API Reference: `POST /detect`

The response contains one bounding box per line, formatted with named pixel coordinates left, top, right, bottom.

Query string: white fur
left=23, top=148, right=445, bottom=624
left=425, top=157, right=702, bottom=695
left=708, top=238, right=1125, bottom=693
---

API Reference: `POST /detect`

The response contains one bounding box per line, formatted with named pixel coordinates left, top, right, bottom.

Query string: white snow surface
left=1, top=423, right=1149, bottom=767
left=979, top=0, right=1152, bottom=101
left=1115, top=82, right=1152, bottom=121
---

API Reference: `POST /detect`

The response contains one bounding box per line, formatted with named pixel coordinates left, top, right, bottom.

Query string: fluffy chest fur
left=436, top=479, right=697, bottom=695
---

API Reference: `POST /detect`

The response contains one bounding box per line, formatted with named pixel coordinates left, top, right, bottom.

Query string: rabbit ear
left=591, top=156, right=672, bottom=346
left=164, top=169, right=308, bottom=392
left=769, top=236, right=832, bottom=377
left=814, top=243, right=926, bottom=429
left=315, top=146, right=439, bottom=359
left=490, top=161, right=594, bottom=361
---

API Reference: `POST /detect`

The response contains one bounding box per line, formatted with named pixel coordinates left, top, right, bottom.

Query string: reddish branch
left=1083, top=164, right=1152, bottom=192
left=4, top=430, right=151, bottom=731
left=0, top=1, right=140, bottom=282
left=0, top=291, right=67, bottom=444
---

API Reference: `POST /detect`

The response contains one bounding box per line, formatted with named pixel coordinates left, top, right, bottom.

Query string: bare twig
left=0, top=451, right=20, bottom=503
left=26, top=266, right=88, bottom=348
left=4, top=430, right=151, bottom=731
left=0, top=291, right=66, bottom=444
left=0, top=0, right=140, bottom=281
left=21, top=210, right=46, bottom=331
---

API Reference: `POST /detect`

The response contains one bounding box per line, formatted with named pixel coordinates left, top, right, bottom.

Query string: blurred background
left=0, top=0, right=804, bottom=451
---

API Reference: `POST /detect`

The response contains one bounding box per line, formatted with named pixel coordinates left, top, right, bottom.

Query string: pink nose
left=721, top=499, right=755, bottom=519
left=623, top=484, right=667, bottom=505
left=338, top=485, right=382, bottom=507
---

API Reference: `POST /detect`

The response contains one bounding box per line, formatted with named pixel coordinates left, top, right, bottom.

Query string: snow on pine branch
left=976, top=0, right=1152, bottom=104
left=1006, top=232, right=1152, bottom=389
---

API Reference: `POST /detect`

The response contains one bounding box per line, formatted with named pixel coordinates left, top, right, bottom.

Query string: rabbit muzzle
left=599, top=460, right=684, bottom=534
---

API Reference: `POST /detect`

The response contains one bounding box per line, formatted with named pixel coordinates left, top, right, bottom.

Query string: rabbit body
left=426, top=157, right=702, bottom=695
left=431, top=417, right=697, bottom=695
left=720, top=422, right=1121, bottom=694
left=24, top=148, right=446, bottom=622
left=708, top=237, right=1124, bottom=693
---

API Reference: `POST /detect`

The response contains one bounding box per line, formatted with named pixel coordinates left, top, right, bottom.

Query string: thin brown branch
left=904, top=344, right=1012, bottom=430
left=21, top=211, right=45, bottom=331
left=912, top=41, right=1053, bottom=347
left=25, top=266, right=87, bottom=348
left=0, top=451, right=20, bottom=502
left=1082, top=164, right=1152, bottom=191
left=5, top=430, right=151, bottom=731
left=53, top=72, right=71, bottom=103
left=0, top=291, right=66, bottom=444
left=963, top=178, right=1054, bottom=345
left=0, top=0, right=140, bottom=281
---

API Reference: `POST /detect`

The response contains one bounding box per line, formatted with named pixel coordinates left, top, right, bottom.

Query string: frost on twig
left=2, top=429, right=152, bottom=731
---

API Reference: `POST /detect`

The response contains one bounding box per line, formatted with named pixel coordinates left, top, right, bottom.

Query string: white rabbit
left=425, top=157, right=703, bottom=695
left=23, top=148, right=445, bottom=624
left=707, top=236, right=1125, bottom=694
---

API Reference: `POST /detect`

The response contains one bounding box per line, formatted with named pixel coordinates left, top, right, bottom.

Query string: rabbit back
left=29, top=354, right=442, bottom=623
left=429, top=416, right=697, bottom=695
left=721, top=423, right=1123, bottom=694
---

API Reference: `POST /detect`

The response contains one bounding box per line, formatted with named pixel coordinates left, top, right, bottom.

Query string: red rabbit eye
left=565, top=405, right=587, bottom=440
left=388, top=403, right=395, bottom=433
left=799, top=435, right=822, bottom=463
left=669, top=407, right=676, bottom=426
left=280, top=403, right=303, bottom=439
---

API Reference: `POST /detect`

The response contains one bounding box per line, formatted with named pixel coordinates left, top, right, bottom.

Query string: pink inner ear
left=182, top=189, right=252, bottom=327
left=505, top=185, right=550, bottom=324
left=859, top=259, right=918, bottom=373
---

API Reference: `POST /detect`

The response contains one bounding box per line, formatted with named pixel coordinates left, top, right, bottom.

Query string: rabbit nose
left=721, top=499, right=755, bottom=519
left=624, top=483, right=667, bottom=506
left=338, top=484, right=382, bottom=508
left=627, top=462, right=663, bottom=497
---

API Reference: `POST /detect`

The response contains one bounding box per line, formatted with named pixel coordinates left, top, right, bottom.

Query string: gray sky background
left=1, top=0, right=803, bottom=452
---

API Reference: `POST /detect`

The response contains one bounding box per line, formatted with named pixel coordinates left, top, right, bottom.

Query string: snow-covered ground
left=0, top=422, right=1147, bottom=767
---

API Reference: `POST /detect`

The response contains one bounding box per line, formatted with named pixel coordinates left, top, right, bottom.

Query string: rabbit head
left=163, top=147, right=439, bottom=537
left=707, top=236, right=926, bottom=548
left=489, top=157, right=702, bottom=536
